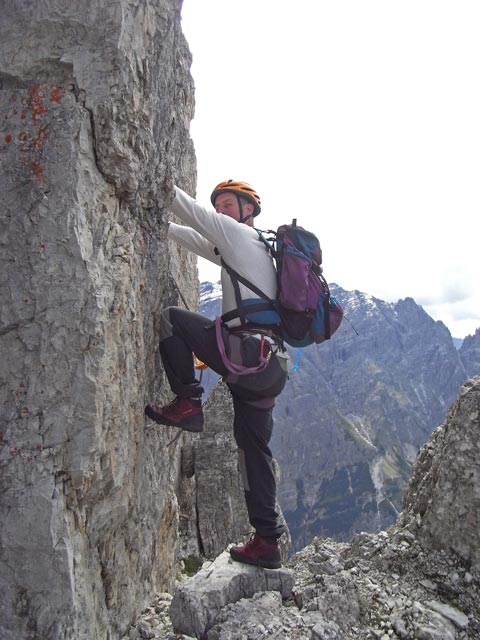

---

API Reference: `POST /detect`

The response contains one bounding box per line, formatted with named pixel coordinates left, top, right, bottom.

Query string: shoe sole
left=229, top=549, right=282, bottom=570
left=144, top=407, right=204, bottom=432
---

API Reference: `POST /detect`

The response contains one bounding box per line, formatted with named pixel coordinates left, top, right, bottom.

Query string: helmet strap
left=236, top=194, right=245, bottom=223
left=236, top=194, right=254, bottom=225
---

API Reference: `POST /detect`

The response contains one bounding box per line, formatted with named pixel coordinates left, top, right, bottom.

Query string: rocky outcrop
left=131, top=526, right=480, bottom=640
left=127, top=378, right=480, bottom=640
left=0, top=2, right=199, bottom=639
left=169, top=551, right=294, bottom=638
left=402, top=376, right=480, bottom=566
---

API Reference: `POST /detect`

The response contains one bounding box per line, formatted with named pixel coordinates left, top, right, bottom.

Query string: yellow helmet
left=211, top=179, right=261, bottom=217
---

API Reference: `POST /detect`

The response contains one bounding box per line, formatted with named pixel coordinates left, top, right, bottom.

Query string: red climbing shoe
left=145, top=397, right=203, bottom=432
left=230, top=533, right=281, bottom=569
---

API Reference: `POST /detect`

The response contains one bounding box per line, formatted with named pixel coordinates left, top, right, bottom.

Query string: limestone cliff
left=403, top=375, right=480, bottom=566
left=0, top=2, right=204, bottom=639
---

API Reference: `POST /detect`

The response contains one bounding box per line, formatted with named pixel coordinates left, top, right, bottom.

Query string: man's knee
left=159, top=306, right=176, bottom=342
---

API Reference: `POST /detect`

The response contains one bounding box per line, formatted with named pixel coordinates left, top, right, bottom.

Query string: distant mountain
left=459, top=328, right=480, bottom=377
left=198, top=282, right=222, bottom=395
left=452, top=337, right=464, bottom=350
left=198, top=281, right=222, bottom=321
left=199, top=281, right=480, bottom=550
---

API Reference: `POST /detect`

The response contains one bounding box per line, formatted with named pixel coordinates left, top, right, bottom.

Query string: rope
left=343, top=314, right=360, bottom=336
left=144, top=423, right=184, bottom=448
left=170, top=273, right=191, bottom=311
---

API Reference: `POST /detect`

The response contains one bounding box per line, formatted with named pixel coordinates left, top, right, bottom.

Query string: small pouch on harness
left=215, top=316, right=271, bottom=376
left=214, top=319, right=288, bottom=405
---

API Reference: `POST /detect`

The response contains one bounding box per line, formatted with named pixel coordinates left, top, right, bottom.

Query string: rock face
left=177, top=381, right=250, bottom=562
left=176, top=379, right=291, bottom=564
left=403, top=376, right=480, bottom=567
left=0, top=2, right=201, bottom=639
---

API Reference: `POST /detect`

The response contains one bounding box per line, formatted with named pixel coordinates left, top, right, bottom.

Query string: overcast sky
left=180, top=1, right=479, bottom=339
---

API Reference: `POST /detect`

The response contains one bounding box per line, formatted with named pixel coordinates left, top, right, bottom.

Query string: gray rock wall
left=403, top=376, right=480, bottom=567
left=175, top=381, right=250, bottom=565
left=194, top=382, right=250, bottom=558
left=0, top=2, right=198, bottom=639
left=176, top=380, right=288, bottom=565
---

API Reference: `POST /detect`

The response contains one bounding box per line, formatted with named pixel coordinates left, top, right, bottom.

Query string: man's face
left=214, top=192, right=254, bottom=224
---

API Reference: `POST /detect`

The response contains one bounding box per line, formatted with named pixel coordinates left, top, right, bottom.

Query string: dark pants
left=158, top=306, right=288, bottom=538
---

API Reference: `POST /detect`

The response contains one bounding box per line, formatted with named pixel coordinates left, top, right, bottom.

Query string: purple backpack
left=220, top=220, right=343, bottom=348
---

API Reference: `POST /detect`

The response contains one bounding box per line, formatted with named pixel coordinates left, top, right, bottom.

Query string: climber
left=145, top=180, right=289, bottom=569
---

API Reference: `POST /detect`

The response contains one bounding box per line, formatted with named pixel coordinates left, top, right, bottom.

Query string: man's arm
left=171, top=186, right=243, bottom=253
left=168, top=223, right=221, bottom=265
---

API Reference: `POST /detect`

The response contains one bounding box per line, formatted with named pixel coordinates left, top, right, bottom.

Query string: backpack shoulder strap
left=220, top=257, right=275, bottom=325
left=216, top=232, right=278, bottom=325
left=254, top=228, right=276, bottom=256
left=221, top=258, right=272, bottom=303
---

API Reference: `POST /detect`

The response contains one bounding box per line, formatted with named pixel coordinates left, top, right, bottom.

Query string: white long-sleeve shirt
left=168, top=186, right=278, bottom=328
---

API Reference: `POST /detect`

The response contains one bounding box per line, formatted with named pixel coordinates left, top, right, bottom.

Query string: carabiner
left=260, top=337, right=272, bottom=362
